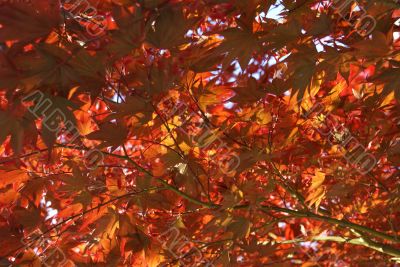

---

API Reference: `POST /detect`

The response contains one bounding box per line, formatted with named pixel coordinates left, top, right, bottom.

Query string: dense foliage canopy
left=0, top=0, right=399, bottom=266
